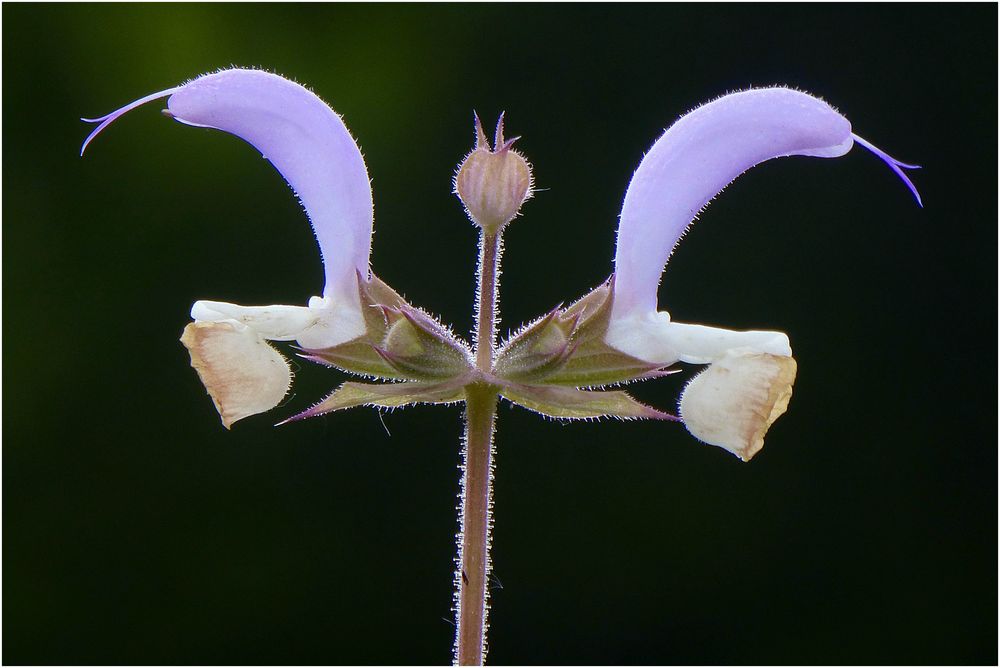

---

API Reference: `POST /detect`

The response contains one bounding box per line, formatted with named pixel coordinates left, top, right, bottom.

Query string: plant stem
left=475, top=231, right=500, bottom=370
left=456, top=384, right=497, bottom=665
left=455, top=230, right=502, bottom=666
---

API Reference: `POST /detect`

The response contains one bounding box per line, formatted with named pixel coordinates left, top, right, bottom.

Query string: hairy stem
left=455, top=230, right=502, bottom=665
left=456, top=384, right=498, bottom=665
left=475, top=231, right=500, bottom=370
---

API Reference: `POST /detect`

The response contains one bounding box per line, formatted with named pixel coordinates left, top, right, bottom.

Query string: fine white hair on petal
left=611, top=87, right=855, bottom=321
left=80, top=68, right=375, bottom=308
left=166, top=69, right=374, bottom=304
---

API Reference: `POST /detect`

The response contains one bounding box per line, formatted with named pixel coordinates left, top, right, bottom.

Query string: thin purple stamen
left=852, top=133, right=923, bottom=207
left=79, top=86, right=181, bottom=156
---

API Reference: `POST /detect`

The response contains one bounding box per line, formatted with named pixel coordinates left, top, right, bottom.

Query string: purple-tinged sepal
left=493, top=278, right=678, bottom=389
left=500, top=384, right=677, bottom=421
left=299, top=273, right=412, bottom=380
left=298, top=274, right=475, bottom=383
left=490, top=281, right=679, bottom=420
left=492, top=307, right=573, bottom=382
left=495, top=280, right=674, bottom=388
left=370, top=305, right=475, bottom=381
left=541, top=280, right=674, bottom=387
left=284, top=379, right=469, bottom=423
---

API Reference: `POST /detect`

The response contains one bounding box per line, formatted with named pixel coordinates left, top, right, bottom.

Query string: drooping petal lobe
left=180, top=320, right=293, bottom=428
left=607, top=314, right=791, bottom=366
left=613, top=88, right=855, bottom=320
left=81, top=69, right=374, bottom=305
left=679, top=350, right=797, bottom=461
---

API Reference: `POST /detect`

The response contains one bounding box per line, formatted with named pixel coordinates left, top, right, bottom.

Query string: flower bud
left=454, top=112, right=533, bottom=234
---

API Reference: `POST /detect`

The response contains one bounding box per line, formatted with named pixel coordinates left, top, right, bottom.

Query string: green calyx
left=296, top=274, right=677, bottom=423
left=302, top=272, right=474, bottom=382
left=376, top=306, right=474, bottom=380
left=488, top=278, right=678, bottom=421
left=493, top=278, right=670, bottom=388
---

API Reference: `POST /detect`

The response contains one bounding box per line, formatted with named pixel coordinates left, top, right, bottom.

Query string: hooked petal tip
left=851, top=133, right=924, bottom=207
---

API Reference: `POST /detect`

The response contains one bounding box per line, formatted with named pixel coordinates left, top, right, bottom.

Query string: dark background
left=4, top=3, right=996, bottom=665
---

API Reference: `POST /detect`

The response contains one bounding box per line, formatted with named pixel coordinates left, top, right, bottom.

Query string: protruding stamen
left=79, top=86, right=181, bottom=156
left=852, top=133, right=923, bottom=207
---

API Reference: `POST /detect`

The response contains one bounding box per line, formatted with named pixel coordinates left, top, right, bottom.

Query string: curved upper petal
left=612, top=88, right=853, bottom=320
left=167, top=69, right=374, bottom=303
left=81, top=68, right=374, bottom=305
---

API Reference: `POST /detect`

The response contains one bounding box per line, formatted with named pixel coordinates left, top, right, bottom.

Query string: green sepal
left=500, top=383, right=676, bottom=421
left=299, top=339, right=408, bottom=381
left=282, top=378, right=468, bottom=423
left=359, top=271, right=407, bottom=341
left=493, top=307, right=573, bottom=382
left=299, top=273, right=472, bottom=382
left=556, top=277, right=615, bottom=344
left=538, top=346, right=668, bottom=387
left=376, top=305, right=474, bottom=380
left=496, top=277, right=672, bottom=387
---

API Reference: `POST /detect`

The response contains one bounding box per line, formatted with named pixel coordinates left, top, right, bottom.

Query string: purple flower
left=83, top=75, right=924, bottom=661
left=82, top=75, right=921, bottom=460
left=82, top=69, right=378, bottom=426
left=603, top=87, right=921, bottom=459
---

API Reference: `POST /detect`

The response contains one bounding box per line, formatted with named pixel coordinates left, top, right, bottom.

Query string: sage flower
left=603, top=87, right=921, bottom=459
left=82, top=75, right=920, bottom=456
left=82, top=69, right=386, bottom=426
left=84, top=72, right=921, bottom=663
